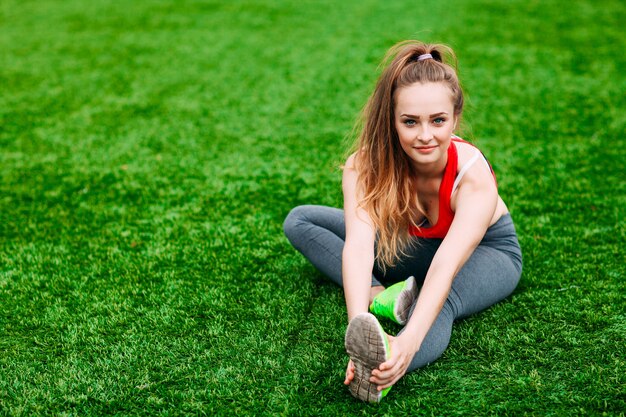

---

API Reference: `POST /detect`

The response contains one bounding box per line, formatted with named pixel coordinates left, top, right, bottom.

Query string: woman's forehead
left=394, top=82, right=455, bottom=113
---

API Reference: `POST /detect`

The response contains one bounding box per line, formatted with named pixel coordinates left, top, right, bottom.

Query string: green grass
left=1, top=0, right=624, bottom=415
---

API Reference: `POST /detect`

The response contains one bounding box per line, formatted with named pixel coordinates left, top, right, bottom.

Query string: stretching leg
left=284, top=206, right=522, bottom=372
left=283, top=205, right=382, bottom=287
left=406, top=240, right=522, bottom=371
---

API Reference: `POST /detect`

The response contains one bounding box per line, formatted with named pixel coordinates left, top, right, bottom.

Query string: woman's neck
left=412, top=152, right=448, bottom=180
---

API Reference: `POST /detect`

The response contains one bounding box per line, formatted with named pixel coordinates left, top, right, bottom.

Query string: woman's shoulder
left=342, top=152, right=359, bottom=185
left=343, top=151, right=359, bottom=171
left=452, top=137, right=484, bottom=168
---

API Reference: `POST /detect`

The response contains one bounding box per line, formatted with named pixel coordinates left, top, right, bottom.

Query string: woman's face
left=394, top=82, right=457, bottom=169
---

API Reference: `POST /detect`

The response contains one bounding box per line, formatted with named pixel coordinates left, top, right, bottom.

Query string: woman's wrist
left=397, top=326, right=422, bottom=354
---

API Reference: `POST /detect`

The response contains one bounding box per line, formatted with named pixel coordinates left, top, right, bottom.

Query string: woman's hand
left=370, top=334, right=418, bottom=390
left=344, top=359, right=355, bottom=385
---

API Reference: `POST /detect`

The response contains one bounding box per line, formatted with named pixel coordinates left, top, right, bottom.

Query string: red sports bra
left=408, top=138, right=496, bottom=239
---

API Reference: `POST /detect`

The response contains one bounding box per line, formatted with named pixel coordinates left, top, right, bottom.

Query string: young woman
left=283, top=41, right=522, bottom=403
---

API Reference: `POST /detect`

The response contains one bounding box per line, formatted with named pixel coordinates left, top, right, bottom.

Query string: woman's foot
left=344, top=313, right=392, bottom=403
left=369, top=286, right=385, bottom=304
left=369, top=276, right=418, bottom=325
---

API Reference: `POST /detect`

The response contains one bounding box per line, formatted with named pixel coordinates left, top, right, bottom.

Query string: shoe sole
left=394, top=276, right=418, bottom=325
left=345, top=313, right=389, bottom=403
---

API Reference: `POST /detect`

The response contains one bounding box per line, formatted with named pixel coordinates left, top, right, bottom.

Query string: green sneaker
left=345, top=312, right=392, bottom=403
left=369, top=276, right=418, bottom=325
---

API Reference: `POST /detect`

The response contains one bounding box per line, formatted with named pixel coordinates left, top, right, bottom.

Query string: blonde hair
left=351, top=40, right=463, bottom=268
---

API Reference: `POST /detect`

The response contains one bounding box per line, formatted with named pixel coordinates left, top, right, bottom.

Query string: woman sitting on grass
left=283, top=40, right=522, bottom=403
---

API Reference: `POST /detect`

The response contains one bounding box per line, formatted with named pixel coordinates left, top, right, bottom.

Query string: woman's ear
left=454, top=113, right=463, bottom=131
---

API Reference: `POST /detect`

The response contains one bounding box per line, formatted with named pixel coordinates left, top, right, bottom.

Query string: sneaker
left=369, top=276, right=418, bottom=325
left=344, top=312, right=392, bottom=403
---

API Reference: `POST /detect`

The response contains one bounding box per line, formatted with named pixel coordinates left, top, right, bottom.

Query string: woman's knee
left=283, top=205, right=319, bottom=241
left=284, top=206, right=304, bottom=240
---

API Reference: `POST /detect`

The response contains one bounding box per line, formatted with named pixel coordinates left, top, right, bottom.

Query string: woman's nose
left=417, top=124, right=433, bottom=141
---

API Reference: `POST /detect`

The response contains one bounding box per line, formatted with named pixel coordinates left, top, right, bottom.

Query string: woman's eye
left=433, top=117, right=446, bottom=125
left=404, top=119, right=416, bottom=126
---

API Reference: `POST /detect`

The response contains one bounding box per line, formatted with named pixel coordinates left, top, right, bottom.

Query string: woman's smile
left=414, top=145, right=438, bottom=154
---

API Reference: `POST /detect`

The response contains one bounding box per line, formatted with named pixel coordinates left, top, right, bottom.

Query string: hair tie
left=417, top=53, right=433, bottom=61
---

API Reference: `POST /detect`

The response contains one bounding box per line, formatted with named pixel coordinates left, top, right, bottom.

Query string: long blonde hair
left=351, top=40, right=464, bottom=268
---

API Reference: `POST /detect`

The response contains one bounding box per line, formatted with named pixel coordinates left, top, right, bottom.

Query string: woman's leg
left=283, top=205, right=383, bottom=287
left=406, top=216, right=522, bottom=371
left=284, top=205, right=440, bottom=288
left=284, top=206, right=522, bottom=371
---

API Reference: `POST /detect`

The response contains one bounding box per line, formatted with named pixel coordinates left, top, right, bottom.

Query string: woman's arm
left=372, top=157, right=499, bottom=389
left=342, top=153, right=377, bottom=321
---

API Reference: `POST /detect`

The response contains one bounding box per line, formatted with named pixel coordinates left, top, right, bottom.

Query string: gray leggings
left=283, top=205, right=522, bottom=371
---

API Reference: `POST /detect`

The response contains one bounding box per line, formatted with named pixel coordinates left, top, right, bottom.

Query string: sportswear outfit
left=283, top=138, right=522, bottom=371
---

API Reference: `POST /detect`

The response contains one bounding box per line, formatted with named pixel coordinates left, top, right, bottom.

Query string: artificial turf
left=1, top=0, right=624, bottom=415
